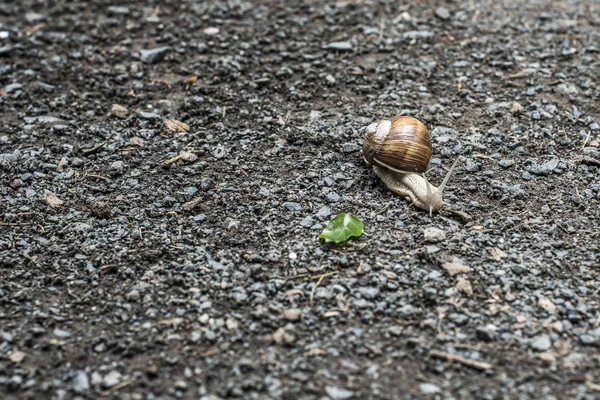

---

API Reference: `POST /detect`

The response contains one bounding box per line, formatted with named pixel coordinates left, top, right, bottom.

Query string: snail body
left=362, top=115, right=458, bottom=215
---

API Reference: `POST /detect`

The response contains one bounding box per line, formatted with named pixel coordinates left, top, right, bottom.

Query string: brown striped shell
left=362, top=115, right=432, bottom=174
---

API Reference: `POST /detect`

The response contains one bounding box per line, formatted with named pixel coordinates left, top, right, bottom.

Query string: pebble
left=203, top=27, right=220, bottom=35
left=200, top=178, right=215, bottom=191
left=511, top=101, right=524, bottom=114
left=102, top=370, right=122, bottom=388
left=283, top=309, right=302, bottom=321
left=579, top=334, right=597, bottom=345
left=476, top=325, right=497, bottom=342
left=498, top=159, right=515, bottom=168
left=317, top=206, right=331, bottom=218
left=423, top=227, right=446, bottom=243
left=419, top=383, right=441, bottom=394
left=398, top=304, right=417, bottom=319
left=455, top=277, right=473, bottom=296
left=325, top=385, right=355, bottom=400
left=72, top=371, right=90, bottom=393
left=109, top=160, right=125, bottom=176
left=33, top=82, right=55, bottom=93
left=531, top=334, right=552, bottom=351
left=342, top=143, right=361, bottom=153
left=327, top=192, right=339, bottom=202
left=137, top=111, right=162, bottom=121
left=108, top=6, right=130, bottom=15
left=53, top=328, right=71, bottom=338
left=323, top=41, right=353, bottom=51
left=299, top=216, right=314, bottom=228
left=139, top=47, right=171, bottom=64
left=448, top=313, right=469, bottom=326
left=283, top=202, right=301, bottom=211
left=442, top=262, right=470, bottom=276
left=126, top=289, right=140, bottom=301
left=435, top=7, right=451, bottom=20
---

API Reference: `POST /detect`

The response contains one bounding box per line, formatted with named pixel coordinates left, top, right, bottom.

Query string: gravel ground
left=1, top=0, right=600, bottom=399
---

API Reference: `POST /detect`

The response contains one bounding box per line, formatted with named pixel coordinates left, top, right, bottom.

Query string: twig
left=582, top=131, right=592, bottom=150
left=429, top=349, right=493, bottom=371
left=580, top=156, right=600, bottom=166
left=100, top=376, right=137, bottom=396
left=309, top=272, right=336, bottom=307
left=80, top=141, right=107, bottom=155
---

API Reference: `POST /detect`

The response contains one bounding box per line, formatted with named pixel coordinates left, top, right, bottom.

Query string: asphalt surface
left=1, top=0, right=600, bottom=399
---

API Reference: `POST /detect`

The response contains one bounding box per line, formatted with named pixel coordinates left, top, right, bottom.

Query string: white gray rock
left=423, top=227, right=446, bottom=243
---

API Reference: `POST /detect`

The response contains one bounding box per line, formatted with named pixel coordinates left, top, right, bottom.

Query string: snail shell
left=361, top=115, right=432, bottom=174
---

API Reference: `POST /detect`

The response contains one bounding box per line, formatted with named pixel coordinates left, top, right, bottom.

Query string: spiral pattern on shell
left=362, top=115, right=432, bottom=174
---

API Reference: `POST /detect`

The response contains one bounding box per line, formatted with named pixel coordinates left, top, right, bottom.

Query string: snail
left=362, top=115, right=459, bottom=216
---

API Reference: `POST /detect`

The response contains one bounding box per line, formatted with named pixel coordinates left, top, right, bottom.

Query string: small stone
left=325, top=74, right=336, bottom=85
left=203, top=27, right=220, bottom=35
left=398, top=304, right=417, bottom=319
left=109, top=160, right=125, bottom=176
left=539, top=352, right=556, bottom=365
left=108, top=6, right=130, bottom=15
left=419, top=383, right=441, bottom=394
left=53, top=328, right=71, bottom=338
left=538, top=297, right=556, bottom=312
left=511, top=101, right=524, bottom=115
left=448, top=313, right=469, bottom=326
left=299, top=216, right=314, bottom=228
left=111, top=104, right=128, bottom=118
left=33, top=82, right=55, bottom=93
left=25, top=12, right=44, bottom=23
left=498, top=159, right=515, bottom=168
left=317, top=206, right=331, bottom=218
left=531, top=334, right=552, bottom=351
left=325, top=385, right=355, bottom=400
left=435, top=7, right=450, bottom=20
left=102, top=370, right=122, bottom=388
left=91, top=371, right=102, bottom=386
left=423, top=227, right=446, bottom=243
left=9, top=351, right=26, bottom=363
left=163, top=119, right=190, bottom=134
left=200, top=178, right=215, bottom=191
left=3, top=83, right=23, bottom=93
left=175, top=380, right=188, bottom=390
left=72, top=371, right=90, bottom=393
left=326, top=192, right=339, bottom=202
left=139, top=47, right=170, bottom=64
left=126, top=289, right=140, bottom=301
left=283, top=309, right=302, bottom=322
left=527, top=158, right=560, bottom=176
left=580, top=334, right=597, bottom=345
left=272, top=327, right=286, bottom=344
left=476, top=325, right=497, bottom=342
left=137, top=111, right=162, bottom=121
left=43, top=190, right=64, bottom=208
left=283, top=202, right=301, bottom=211
left=556, top=83, right=578, bottom=95
left=442, top=262, right=470, bottom=276
left=323, top=41, right=353, bottom=51
left=455, top=277, right=473, bottom=296
left=341, top=143, right=361, bottom=153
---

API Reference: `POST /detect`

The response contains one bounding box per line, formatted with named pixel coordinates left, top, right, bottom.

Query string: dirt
left=1, top=0, right=600, bottom=399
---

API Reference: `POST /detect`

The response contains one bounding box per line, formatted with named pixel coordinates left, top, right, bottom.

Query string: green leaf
left=319, top=213, right=364, bottom=243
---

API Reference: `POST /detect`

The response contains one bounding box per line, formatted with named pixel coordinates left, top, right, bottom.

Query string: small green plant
left=319, top=213, right=364, bottom=243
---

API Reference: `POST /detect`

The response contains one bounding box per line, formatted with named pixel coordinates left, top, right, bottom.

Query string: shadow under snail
left=362, top=115, right=459, bottom=216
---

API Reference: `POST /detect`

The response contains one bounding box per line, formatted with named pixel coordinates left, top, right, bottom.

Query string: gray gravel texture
left=1, top=0, right=600, bottom=399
